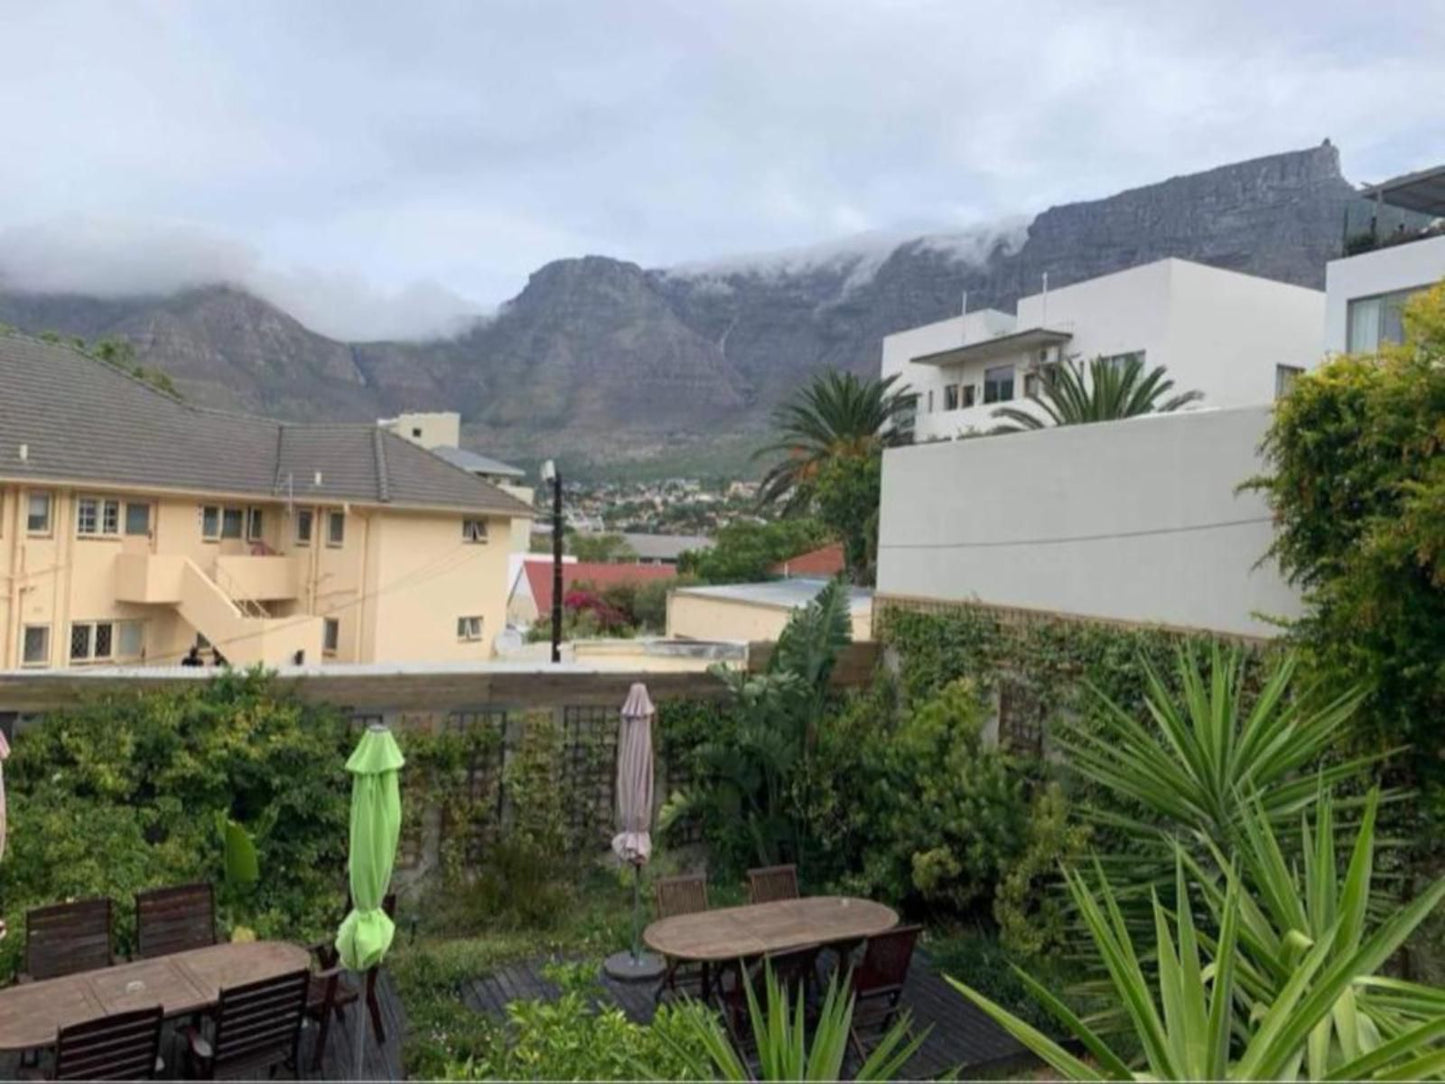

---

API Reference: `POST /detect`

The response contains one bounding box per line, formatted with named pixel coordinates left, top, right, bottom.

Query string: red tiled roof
left=523, top=561, right=676, bottom=613
left=770, top=542, right=845, bottom=578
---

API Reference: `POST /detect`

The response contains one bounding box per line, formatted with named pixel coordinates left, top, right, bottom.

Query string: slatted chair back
left=762, top=944, right=820, bottom=999
left=25, top=898, right=114, bottom=980
left=135, top=882, right=216, bottom=959
left=654, top=874, right=709, bottom=919
left=746, top=864, right=799, bottom=905
left=210, top=968, right=310, bottom=1077
left=53, top=1005, right=164, bottom=1081
left=853, top=924, right=922, bottom=997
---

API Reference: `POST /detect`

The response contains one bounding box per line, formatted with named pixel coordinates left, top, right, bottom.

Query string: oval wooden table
left=644, top=895, right=898, bottom=998
left=0, top=940, right=311, bottom=1053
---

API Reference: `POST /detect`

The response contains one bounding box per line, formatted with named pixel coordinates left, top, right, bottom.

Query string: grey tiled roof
left=0, top=333, right=533, bottom=515
left=429, top=445, right=527, bottom=479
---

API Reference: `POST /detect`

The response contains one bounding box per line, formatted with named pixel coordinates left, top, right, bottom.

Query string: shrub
left=0, top=670, right=350, bottom=975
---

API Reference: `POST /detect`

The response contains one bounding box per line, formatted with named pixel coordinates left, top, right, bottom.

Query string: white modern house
left=1324, top=164, right=1445, bottom=353
left=883, top=258, right=1324, bottom=443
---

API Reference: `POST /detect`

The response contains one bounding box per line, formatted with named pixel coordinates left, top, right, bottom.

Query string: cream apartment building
left=0, top=334, right=532, bottom=669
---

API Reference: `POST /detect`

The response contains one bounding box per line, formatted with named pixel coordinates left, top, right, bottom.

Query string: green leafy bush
left=677, top=518, right=830, bottom=583
left=0, top=670, right=350, bottom=975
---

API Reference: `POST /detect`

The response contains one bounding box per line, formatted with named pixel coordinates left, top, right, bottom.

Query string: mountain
left=0, top=144, right=1362, bottom=471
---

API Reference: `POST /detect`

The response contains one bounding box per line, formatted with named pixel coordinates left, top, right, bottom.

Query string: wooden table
left=644, top=895, right=898, bottom=996
left=0, top=941, right=310, bottom=1053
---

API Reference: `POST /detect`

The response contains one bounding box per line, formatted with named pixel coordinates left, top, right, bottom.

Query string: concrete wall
left=381, top=411, right=461, bottom=449
left=667, top=592, right=873, bottom=643
left=876, top=405, right=1300, bottom=638
left=0, top=482, right=514, bottom=668
left=1324, top=235, right=1445, bottom=352
left=883, top=259, right=1324, bottom=442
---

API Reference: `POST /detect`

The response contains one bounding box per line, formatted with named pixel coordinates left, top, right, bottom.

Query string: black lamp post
left=541, top=459, right=563, bottom=663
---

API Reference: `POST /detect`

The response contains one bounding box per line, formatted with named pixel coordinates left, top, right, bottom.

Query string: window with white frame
left=295, top=508, right=314, bottom=545
left=327, top=511, right=345, bottom=546
left=116, top=620, right=144, bottom=659
left=26, top=492, right=52, bottom=534
left=983, top=365, right=1014, bottom=404
left=1275, top=365, right=1305, bottom=400
left=1098, top=350, right=1146, bottom=374
left=462, top=518, right=489, bottom=543
left=323, top=617, right=340, bottom=654
left=77, top=496, right=121, bottom=537
left=202, top=505, right=221, bottom=540
left=246, top=507, right=264, bottom=541
left=202, top=504, right=248, bottom=541
left=960, top=383, right=977, bottom=408
left=221, top=507, right=244, bottom=539
left=22, top=625, right=49, bottom=666
left=943, top=384, right=960, bottom=411
left=1347, top=287, right=1421, bottom=353
left=69, top=621, right=116, bottom=663
left=457, top=615, right=484, bottom=641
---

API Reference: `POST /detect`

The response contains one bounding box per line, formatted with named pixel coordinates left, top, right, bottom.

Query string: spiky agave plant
left=949, top=856, right=1445, bottom=1081
left=990, top=354, right=1203, bottom=432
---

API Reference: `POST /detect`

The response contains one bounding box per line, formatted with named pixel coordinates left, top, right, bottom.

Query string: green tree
left=1249, top=282, right=1445, bottom=819
left=812, top=451, right=882, bottom=585
left=756, top=370, right=911, bottom=512
left=567, top=531, right=636, bottom=562
left=677, top=519, right=829, bottom=584
left=989, top=354, right=1202, bottom=432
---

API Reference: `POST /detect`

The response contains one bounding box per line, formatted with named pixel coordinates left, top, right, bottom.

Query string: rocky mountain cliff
left=0, top=144, right=1360, bottom=470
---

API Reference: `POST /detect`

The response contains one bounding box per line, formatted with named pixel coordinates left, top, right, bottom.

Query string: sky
left=1, top=0, right=1441, bottom=340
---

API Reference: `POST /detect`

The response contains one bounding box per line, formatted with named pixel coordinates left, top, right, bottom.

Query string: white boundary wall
left=877, top=405, right=1300, bottom=638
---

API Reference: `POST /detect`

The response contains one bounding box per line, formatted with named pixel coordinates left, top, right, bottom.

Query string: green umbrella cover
left=335, top=724, right=405, bottom=973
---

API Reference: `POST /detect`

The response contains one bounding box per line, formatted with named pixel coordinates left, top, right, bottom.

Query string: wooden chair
left=303, top=940, right=361, bottom=1071
left=715, top=945, right=823, bottom=1067
left=183, top=969, right=310, bottom=1080
left=45, top=1005, right=165, bottom=1081
left=135, top=882, right=216, bottom=958
left=847, top=924, right=923, bottom=1061
left=746, top=864, right=799, bottom=904
left=653, top=874, right=709, bottom=1002
left=21, top=898, right=114, bottom=981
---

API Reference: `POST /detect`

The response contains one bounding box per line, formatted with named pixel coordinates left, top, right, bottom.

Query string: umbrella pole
left=353, top=969, right=368, bottom=1081
left=604, top=859, right=664, bottom=981
left=631, top=863, right=642, bottom=962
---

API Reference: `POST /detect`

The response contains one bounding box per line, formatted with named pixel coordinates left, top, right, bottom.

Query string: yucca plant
left=1182, top=785, right=1445, bottom=1076
left=1059, top=645, right=1382, bottom=854
left=989, top=354, right=1202, bottom=433
left=949, top=856, right=1445, bottom=1080
left=662, top=965, right=927, bottom=1081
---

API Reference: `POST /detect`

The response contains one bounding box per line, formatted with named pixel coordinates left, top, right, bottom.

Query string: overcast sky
left=1, top=0, right=1440, bottom=340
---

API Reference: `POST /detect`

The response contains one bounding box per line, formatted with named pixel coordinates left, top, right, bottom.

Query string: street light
left=540, top=459, right=563, bottom=664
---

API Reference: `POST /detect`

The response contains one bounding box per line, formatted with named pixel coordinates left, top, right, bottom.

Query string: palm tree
left=989, top=354, right=1202, bottom=433
left=756, top=371, right=912, bottom=512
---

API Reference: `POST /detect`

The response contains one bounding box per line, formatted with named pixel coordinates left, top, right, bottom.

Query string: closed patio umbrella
left=0, top=729, right=9, bottom=864
left=335, top=722, right=404, bottom=1080
left=603, top=683, right=665, bottom=981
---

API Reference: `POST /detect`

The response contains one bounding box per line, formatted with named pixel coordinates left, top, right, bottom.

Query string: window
left=26, top=492, right=52, bottom=534
left=462, top=518, right=489, bottom=544
left=327, top=511, right=345, bottom=547
left=69, top=621, right=115, bottom=663
left=925, top=390, right=934, bottom=413
left=117, top=620, right=144, bottom=659
left=943, top=384, right=960, bottom=412
left=1347, top=287, right=1421, bottom=353
left=22, top=625, right=49, bottom=666
left=221, top=507, right=244, bottom=540
left=1275, top=364, right=1305, bottom=399
left=323, top=618, right=340, bottom=654
left=1024, top=372, right=1040, bottom=398
left=457, top=615, right=484, bottom=642
left=983, top=365, right=1014, bottom=404
left=960, top=383, right=977, bottom=408
left=77, top=496, right=120, bottom=537
left=295, top=508, right=313, bottom=545
left=411, top=427, right=423, bottom=438
left=124, top=502, right=151, bottom=536
left=202, top=505, right=221, bottom=540
left=246, top=507, right=264, bottom=541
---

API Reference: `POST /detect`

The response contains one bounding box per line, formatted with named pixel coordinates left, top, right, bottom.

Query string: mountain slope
left=0, top=144, right=1361, bottom=467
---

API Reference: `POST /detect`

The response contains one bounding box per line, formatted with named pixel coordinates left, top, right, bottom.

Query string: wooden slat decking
left=462, top=951, right=1030, bottom=1079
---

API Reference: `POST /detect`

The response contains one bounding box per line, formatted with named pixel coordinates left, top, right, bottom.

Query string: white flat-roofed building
left=1325, top=164, right=1445, bottom=354
left=883, top=258, right=1325, bottom=443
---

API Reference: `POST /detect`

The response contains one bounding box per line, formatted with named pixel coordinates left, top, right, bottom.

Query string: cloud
left=0, top=0, right=1440, bottom=325
left=0, top=218, right=483, bottom=341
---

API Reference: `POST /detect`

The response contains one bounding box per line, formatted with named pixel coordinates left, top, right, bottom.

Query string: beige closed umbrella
left=604, top=683, right=665, bottom=981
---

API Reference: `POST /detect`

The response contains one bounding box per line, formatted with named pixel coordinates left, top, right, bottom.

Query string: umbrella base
left=603, top=950, right=666, bottom=982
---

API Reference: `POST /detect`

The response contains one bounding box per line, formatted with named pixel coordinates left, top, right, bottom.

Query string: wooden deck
left=0, top=971, right=406, bottom=1082
left=464, top=951, right=1031, bottom=1079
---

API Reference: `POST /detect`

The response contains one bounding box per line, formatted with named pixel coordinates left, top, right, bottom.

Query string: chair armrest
left=306, top=939, right=340, bottom=968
